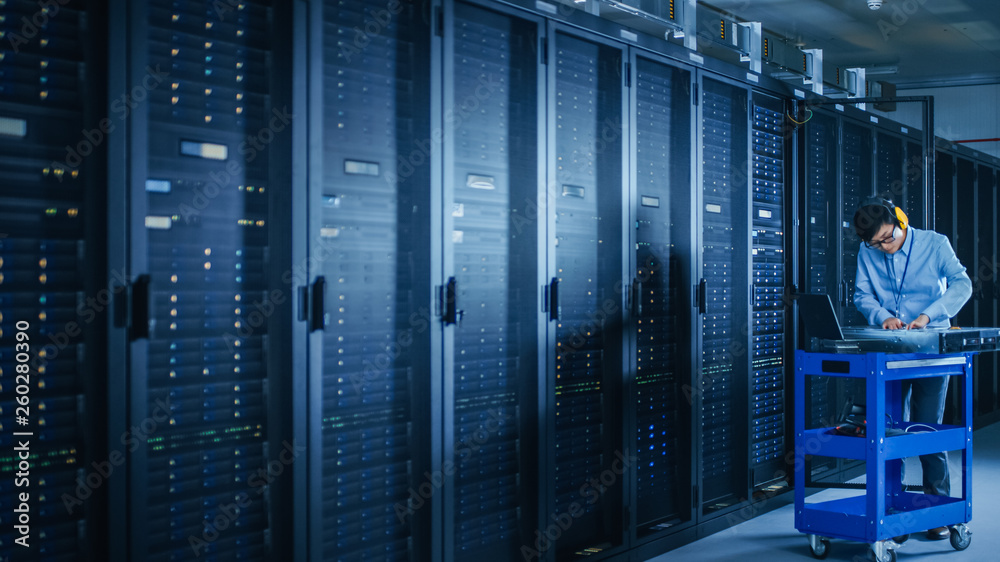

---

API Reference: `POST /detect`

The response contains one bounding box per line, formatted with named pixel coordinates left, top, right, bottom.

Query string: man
left=853, top=196, right=972, bottom=541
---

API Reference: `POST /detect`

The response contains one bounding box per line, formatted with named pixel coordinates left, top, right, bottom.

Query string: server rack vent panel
left=552, top=31, right=624, bottom=556
left=904, top=141, right=924, bottom=229
left=319, top=0, right=425, bottom=559
left=839, top=121, right=873, bottom=326
left=804, top=113, right=837, bottom=300
left=935, top=151, right=955, bottom=240
left=142, top=1, right=273, bottom=559
left=633, top=56, right=691, bottom=534
left=750, top=97, right=784, bottom=487
left=875, top=132, right=903, bottom=201
left=449, top=4, right=538, bottom=558
left=699, top=79, right=748, bottom=514
left=0, top=1, right=89, bottom=558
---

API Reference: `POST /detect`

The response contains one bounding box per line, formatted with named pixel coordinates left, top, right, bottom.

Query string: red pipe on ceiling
left=953, top=138, right=1000, bottom=143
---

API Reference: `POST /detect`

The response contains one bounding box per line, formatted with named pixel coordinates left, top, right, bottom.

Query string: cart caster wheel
left=892, top=534, right=909, bottom=544
left=949, top=524, right=971, bottom=550
left=866, top=547, right=897, bottom=562
left=808, top=537, right=830, bottom=559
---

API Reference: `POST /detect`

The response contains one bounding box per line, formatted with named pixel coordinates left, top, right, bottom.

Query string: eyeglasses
left=865, top=233, right=895, bottom=249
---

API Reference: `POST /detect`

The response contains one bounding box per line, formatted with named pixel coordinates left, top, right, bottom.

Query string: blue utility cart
left=794, top=350, right=974, bottom=561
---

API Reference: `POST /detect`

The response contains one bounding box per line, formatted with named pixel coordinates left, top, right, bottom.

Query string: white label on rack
left=794, top=89, right=805, bottom=99
left=689, top=52, right=704, bottom=64
left=706, top=203, right=722, bottom=214
left=759, top=209, right=772, bottom=219
left=870, top=116, right=879, bottom=123
left=901, top=126, right=909, bottom=134
left=747, top=72, right=759, bottom=83
left=620, top=30, right=638, bottom=42
left=180, top=140, right=228, bottom=160
left=0, top=116, right=27, bottom=138
left=145, top=216, right=172, bottom=230
left=145, top=179, right=171, bottom=193
left=835, top=104, right=845, bottom=112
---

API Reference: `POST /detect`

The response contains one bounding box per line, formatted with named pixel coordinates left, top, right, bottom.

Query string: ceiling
left=702, top=0, right=1000, bottom=89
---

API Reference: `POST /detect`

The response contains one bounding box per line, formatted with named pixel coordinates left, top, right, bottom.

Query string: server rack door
left=955, top=157, right=976, bottom=327
left=875, top=132, right=904, bottom=203
left=749, top=92, right=786, bottom=492
left=975, top=164, right=996, bottom=418
left=129, top=1, right=280, bottom=559
left=904, top=141, right=925, bottom=229
left=799, top=110, right=839, bottom=484
left=935, top=151, right=955, bottom=242
left=802, top=111, right=839, bottom=304
left=838, top=120, right=873, bottom=326
left=0, top=1, right=98, bottom=558
left=630, top=53, right=693, bottom=538
left=312, top=1, right=433, bottom=560
left=698, top=77, right=749, bottom=516
left=441, top=3, right=541, bottom=560
left=546, top=27, right=627, bottom=559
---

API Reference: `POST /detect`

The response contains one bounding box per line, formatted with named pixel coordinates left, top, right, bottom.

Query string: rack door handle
left=698, top=278, right=707, bottom=315
left=549, top=277, right=560, bottom=322
left=311, top=276, right=327, bottom=332
left=633, top=278, right=643, bottom=317
left=130, top=274, right=151, bottom=341
left=442, top=277, right=463, bottom=326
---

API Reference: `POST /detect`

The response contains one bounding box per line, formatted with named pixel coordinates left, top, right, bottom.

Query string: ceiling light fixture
left=867, top=0, right=883, bottom=9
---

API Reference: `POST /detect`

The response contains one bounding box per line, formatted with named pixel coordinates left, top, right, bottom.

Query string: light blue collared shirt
left=854, top=226, right=972, bottom=328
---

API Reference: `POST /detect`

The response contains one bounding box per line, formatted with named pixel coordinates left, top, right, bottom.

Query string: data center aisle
left=647, top=421, right=1000, bottom=561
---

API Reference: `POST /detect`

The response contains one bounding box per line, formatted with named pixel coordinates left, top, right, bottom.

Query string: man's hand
left=907, top=314, right=930, bottom=330
left=882, top=317, right=905, bottom=330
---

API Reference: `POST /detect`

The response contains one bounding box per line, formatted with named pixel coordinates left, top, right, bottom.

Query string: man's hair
left=853, top=203, right=898, bottom=242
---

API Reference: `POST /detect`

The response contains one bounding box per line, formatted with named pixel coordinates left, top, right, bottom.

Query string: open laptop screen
left=797, top=293, right=846, bottom=341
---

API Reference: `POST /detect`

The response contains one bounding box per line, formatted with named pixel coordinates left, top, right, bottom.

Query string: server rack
left=629, top=49, right=694, bottom=541
left=801, top=110, right=839, bottom=301
left=544, top=24, right=628, bottom=559
left=109, top=1, right=290, bottom=560
left=799, top=109, right=840, bottom=484
left=904, top=140, right=925, bottom=229
left=838, top=117, right=873, bottom=327
left=440, top=3, right=543, bottom=560
left=697, top=75, right=750, bottom=517
left=0, top=1, right=103, bottom=559
left=934, top=148, right=955, bottom=242
left=305, top=0, right=433, bottom=560
left=875, top=131, right=904, bottom=202
left=749, top=92, right=786, bottom=492
left=798, top=106, right=886, bottom=488
left=932, top=146, right=961, bottom=427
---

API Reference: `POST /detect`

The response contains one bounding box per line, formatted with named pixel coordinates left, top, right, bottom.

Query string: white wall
left=871, top=83, right=1000, bottom=159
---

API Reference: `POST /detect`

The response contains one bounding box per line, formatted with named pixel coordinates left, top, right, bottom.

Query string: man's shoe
left=926, top=526, right=950, bottom=540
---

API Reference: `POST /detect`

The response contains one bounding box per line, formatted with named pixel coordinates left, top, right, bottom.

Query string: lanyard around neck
left=883, top=229, right=913, bottom=317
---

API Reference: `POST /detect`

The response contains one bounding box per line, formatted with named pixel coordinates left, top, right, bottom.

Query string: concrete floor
left=647, top=421, right=1000, bottom=561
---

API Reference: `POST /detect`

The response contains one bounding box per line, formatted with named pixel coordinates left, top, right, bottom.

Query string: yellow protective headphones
left=861, top=196, right=908, bottom=239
